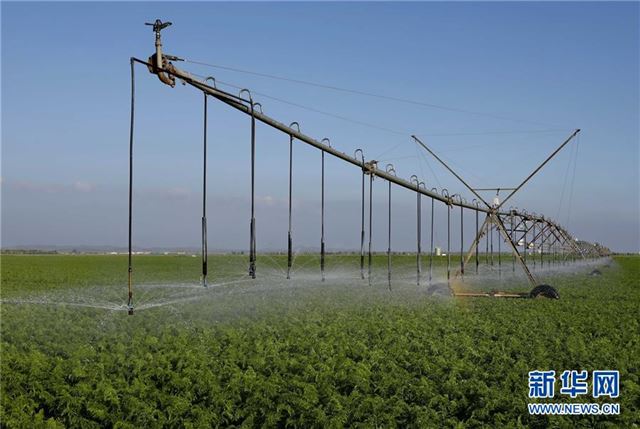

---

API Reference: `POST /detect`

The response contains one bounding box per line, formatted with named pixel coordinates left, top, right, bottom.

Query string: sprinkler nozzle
left=127, top=305, right=134, bottom=315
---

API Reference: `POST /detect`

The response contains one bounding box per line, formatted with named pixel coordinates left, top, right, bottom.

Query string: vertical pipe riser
left=429, top=198, right=434, bottom=283
left=447, top=205, right=451, bottom=281
left=460, top=205, right=464, bottom=276
left=387, top=180, right=392, bottom=290
left=368, top=173, right=374, bottom=283
left=321, top=150, right=325, bottom=281
left=359, top=158, right=365, bottom=280
left=127, top=59, right=135, bottom=315
left=248, top=101, right=257, bottom=279
left=287, top=134, right=293, bottom=280
left=202, top=94, right=208, bottom=288
left=287, top=234, right=292, bottom=279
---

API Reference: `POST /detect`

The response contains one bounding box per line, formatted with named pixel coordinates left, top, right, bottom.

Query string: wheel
left=590, top=269, right=602, bottom=276
left=529, top=284, right=559, bottom=299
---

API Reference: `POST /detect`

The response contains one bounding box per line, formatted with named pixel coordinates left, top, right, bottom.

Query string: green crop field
left=1, top=254, right=638, bottom=428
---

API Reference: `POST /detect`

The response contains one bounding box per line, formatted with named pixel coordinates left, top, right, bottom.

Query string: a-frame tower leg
left=454, top=211, right=538, bottom=288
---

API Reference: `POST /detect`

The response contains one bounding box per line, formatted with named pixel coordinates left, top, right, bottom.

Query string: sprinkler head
left=127, top=305, right=134, bottom=315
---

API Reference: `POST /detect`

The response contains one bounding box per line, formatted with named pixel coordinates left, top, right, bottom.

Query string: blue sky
left=2, top=2, right=638, bottom=252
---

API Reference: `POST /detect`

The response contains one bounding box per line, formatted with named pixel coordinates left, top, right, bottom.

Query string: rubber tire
left=529, top=284, right=559, bottom=299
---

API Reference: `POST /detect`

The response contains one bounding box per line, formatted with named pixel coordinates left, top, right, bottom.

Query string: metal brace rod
left=492, top=214, right=537, bottom=286
left=412, top=135, right=491, bottom=209
left=498, top=128, right=580, bottom=209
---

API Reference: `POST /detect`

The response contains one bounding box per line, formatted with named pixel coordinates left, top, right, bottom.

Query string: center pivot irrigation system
left=125, top=20, right=609, bottom=315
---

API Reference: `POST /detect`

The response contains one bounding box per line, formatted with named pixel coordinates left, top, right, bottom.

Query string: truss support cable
left=202, top=93, right=209, bottom=287
left=127, top=58, right=135, bottom=315
left=412, top=135, right=490, bottom=209
left=498, top=129, right=581, bottom=209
